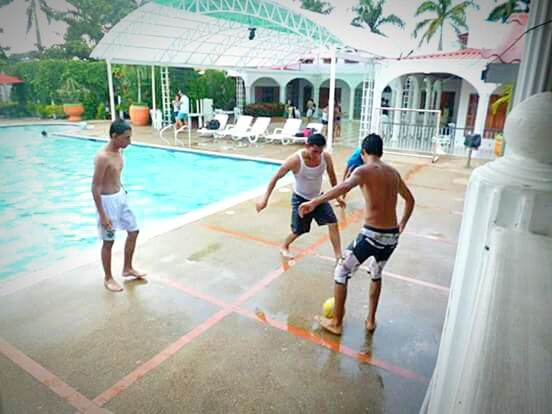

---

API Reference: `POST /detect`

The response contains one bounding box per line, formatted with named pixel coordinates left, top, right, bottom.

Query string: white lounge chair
left=231, top=117, right=271, bottom=143
left=198, top=113, right=229, bottom=137
left=214, top=115, right=253, bottom=139
left=264, top=118, right=302, bottom=145
left=306, top=122, right=323, bottom=133
left=289, top=122, right=324, bottom=144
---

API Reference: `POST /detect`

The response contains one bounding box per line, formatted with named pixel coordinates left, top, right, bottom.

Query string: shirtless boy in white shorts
left=92, top=119, right=146, bottom=292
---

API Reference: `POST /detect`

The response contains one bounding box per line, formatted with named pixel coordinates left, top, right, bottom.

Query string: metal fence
left=379, top=118, right=502, bottom=160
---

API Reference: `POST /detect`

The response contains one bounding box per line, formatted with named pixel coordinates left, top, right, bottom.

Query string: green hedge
left=1, top=59, right=236, bottom=119
left=244, top=102, right=285, bottom=117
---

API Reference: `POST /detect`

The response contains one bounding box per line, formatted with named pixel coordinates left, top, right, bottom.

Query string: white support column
left=279, top=83, right=286, bottom=104
left=349, top=86, right=355, bottom=121
left=313, top=75, right=321, bottom=109
left=392, top=81, right=403, bottom=141
left=244, top=84, right=252, bottom=105
left=473, top=92, right=490, bottom=136
left=106, top=60, right=116, bottom=121
left=298, top=80, right=305, bottom=112
left=327, top=46, right=336, bottom=153
left=455, top=80, right=470, bottom=130
left=513, top=0, right=552, bottom=106
left=151, top=66, right=157, bottom=129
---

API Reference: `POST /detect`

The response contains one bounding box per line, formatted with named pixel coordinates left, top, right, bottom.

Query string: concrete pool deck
left=0, top=119, right=487, bottom=413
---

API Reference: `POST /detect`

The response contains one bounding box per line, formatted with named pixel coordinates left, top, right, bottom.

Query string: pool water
left=0, top=125, right=279, bottom=279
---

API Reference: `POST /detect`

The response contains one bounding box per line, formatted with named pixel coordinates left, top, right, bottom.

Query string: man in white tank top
left=256, top=134, right=344, bottom=261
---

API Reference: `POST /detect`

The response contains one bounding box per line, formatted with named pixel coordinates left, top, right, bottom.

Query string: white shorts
left=97, top=189, right=138, bottom=241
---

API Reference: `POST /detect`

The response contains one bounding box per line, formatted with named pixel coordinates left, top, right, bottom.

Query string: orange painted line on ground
left=90, top=162, right=431, bottom=405
left=314, top=253, right=449, bottom=294
left=0, top=337, right=105, bottom=413
left=152, top=275, right=228, bottom=308
left=92, top=308, right=232, bottom=407
left=403, top=163, right=429, bottom=183
left=409, top=184, right=460, bottom=192
left=233, top=265, right=292, bottom=306
left=148, top=274, right=429, bottom=384
left=197, top=222, right=282, bottom=249
left=234, top=308, right=429, bottom=385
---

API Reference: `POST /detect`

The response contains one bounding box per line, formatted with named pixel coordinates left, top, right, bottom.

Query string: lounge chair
left=214, top=115, right=253, bottom=139
left=198, top=113, right=229, bottom=137
left=231, top=117, right=271, bottom=143
left=289, top=122, right=324, bottom=144
left=264, top=118, right=302, bottom=145
left=306, top=122, right=323, bottom=133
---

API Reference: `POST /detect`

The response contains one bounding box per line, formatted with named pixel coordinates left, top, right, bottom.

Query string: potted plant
left=129, top=67, right=150, bottom=126
left=59, top=77, right=85, bottom=122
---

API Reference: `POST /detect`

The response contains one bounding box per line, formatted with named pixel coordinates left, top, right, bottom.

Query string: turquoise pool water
left=0, top=125, right=279, bottom=280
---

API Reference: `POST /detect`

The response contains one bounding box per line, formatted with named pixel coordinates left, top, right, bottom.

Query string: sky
left=0, top=0, right=510, bottom=55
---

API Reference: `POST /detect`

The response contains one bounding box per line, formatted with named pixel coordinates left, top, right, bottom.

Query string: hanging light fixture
left=248, top=27, right=256, bottom=40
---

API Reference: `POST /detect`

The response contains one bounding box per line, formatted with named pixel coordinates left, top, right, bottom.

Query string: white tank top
left=293, top=151, right=326, bottom=200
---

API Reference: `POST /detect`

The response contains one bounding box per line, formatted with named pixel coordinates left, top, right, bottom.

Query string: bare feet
left=122, top=268, right=147, bottom=279
left=366, top=319, right=377, bottom=333
left=104, top=278, right=123, bottom=292
left=280, top=248, right=294, bottom=260
left=315, top=315, right=342, bottom=336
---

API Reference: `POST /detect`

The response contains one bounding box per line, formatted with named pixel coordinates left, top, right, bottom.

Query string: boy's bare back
left=356, top=160, right=402, bottom=229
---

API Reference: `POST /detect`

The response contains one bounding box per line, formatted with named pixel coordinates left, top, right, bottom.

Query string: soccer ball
left=322, top=297, right=335, bottom=318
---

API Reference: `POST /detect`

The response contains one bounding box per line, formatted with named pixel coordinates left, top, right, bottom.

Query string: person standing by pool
left=299, top=134, right=415, bottom=335
left=337, top=146, right=363, bottom=206
left=256, top=133, right=344, bottom=261
left=306, top=98, right=316, bottom=123
left=92, top=119, right=146, bottom=292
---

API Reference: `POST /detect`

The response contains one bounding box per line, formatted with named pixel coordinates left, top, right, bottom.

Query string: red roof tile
left=0, top=73, right=23, bottom=85
left=403, top=48, right=483, bottom=61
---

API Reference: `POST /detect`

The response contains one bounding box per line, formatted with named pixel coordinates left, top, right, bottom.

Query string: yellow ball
left=322, top=297, right=335, bottom=318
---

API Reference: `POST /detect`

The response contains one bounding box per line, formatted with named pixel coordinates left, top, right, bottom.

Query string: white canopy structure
left=90, top=0, right=395, bottom=151
left=91, top=0, right=401, bottom=68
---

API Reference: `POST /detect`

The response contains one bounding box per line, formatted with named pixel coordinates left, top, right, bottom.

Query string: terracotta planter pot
left=63, top=104, right=84, bottom=122
left=494, top=135, right=505, bottom=157
left=129, top=105, right=150, bottom=126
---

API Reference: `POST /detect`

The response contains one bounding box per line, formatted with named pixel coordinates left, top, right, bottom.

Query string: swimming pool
left=0, top=125, right=280, bottom=280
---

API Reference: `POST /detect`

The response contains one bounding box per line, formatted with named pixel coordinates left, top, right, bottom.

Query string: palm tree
left=294, top=0, right=334, bottom=15
left=0, top=28, right=10, bottom=61
left=351, top=0, right=405, bottom=37
left=487, top=0, right=530, bottom=23
left=0, top=0, right=58, bottom=51
left=412, top=0, right=478, bottom=51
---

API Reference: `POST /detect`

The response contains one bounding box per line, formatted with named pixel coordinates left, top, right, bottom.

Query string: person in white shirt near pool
left=91, top=119, right=146, bottom=292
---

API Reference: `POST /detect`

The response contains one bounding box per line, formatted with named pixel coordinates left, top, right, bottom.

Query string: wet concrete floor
left=0, top=120, right=488, bottom=413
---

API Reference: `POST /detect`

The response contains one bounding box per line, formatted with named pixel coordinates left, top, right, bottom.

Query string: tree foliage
left=412, top=0, right=478, bottom=51
left=351, top=0, right=405, bottom=37
left=0, top=0, right=61, bottom=51
left=294, top=0, right=334, bottom=15
left=56, top=0, right=146, bottom=56
left=487, top=0, right=530, bottom=23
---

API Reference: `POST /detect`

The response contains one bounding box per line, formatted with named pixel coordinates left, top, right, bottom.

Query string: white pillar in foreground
left=513, top=0, right=552, bottom=106
left=106, top=60, right=116, bottom=121
left=327, top=45, right=336, bottom=153
left=422, top=2, right=552, bottom=407
left=473, top=92, right=490, bottom=136
left=420, top=92, right=552, bottom=414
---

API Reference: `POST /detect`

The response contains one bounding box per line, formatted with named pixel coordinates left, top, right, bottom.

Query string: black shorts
left=291, top=193, right=337, bottom=235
